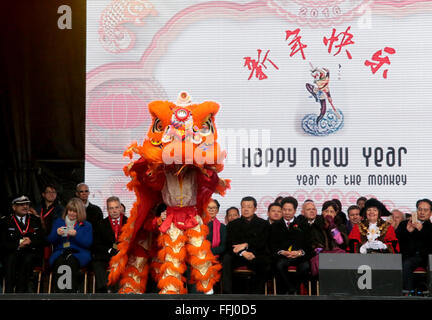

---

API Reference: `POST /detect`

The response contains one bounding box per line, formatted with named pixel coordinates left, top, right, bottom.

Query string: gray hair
left=106, top=196, right=121, bottom=207
left=76, top=182, right=89, bottom=192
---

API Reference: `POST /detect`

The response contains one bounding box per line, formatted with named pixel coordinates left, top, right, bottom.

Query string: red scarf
left=159, top=206, right=198, bottom=233
left=211, top=217, right=221, bottom=248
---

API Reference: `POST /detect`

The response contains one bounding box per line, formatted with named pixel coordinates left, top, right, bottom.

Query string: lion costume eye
left=200, top=116, right=214, bottom=136
left=152, top=118, right=164, bottom=133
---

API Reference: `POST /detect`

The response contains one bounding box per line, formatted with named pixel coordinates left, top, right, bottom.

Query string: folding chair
left=48, top=267, right=88, bottom=293
left=233, top=266, right=268, bottom=295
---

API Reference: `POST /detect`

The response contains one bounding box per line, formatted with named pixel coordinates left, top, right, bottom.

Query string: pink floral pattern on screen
left=86, top=79, right=167, bottom=170
left=99, top=0, right=158, bottom=53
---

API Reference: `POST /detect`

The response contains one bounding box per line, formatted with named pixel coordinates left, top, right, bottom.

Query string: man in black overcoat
left=396, top=198, right=432, bottom=295
left=76, top=183, right=103, bottom=230
left=269, top=197, right=311, bottom=294
left=222, top=196, right=270, bottom=294
left=92, top=196, right=128, bottom=293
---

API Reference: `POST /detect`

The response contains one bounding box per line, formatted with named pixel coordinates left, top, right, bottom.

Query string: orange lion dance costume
left=108, top=91, right=230, bottom=294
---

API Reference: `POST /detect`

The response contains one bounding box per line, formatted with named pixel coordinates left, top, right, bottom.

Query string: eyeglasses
left=79, top=190, right=89, bottom=193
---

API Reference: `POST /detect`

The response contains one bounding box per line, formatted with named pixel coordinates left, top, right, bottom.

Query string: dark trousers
left=52, top=252, right=81, bottom=293
left=222, top=252, right=270, bottom=294
left=3, top=251, right=40, bottom=293
left=92, top=259, right=119, bottom=293
left=402, top=254, right=427, bottom=291
left=275, top=257, right=309, bottom=294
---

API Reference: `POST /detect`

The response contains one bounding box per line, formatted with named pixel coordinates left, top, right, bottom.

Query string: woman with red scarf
left=206, top=199, right=227, bottom=258
left=186, top=199, right=226, bottom=293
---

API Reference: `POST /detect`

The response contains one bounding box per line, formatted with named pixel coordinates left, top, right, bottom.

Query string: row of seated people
left=0, top=183, right=117, bottom=293
left=1, top=182, right=432, bottom=295
left=211, top=196, right=432, bottom=296
left=0, top=182, right=238, bottom=294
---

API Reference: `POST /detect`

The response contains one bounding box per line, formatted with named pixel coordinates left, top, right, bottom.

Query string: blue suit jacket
left=47, top=218, right=93, bottom=267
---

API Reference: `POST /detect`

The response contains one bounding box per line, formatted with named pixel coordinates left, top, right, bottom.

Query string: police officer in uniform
left=0, top=196, right=44, bottom=293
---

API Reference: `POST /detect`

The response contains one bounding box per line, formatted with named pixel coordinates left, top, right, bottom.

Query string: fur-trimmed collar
left=358, top=218, right=390, bottom=242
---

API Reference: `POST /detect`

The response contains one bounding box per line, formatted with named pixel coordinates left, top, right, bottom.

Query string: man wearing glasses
left=396, top=198, right=432, bottom=295
left=33, top=184, right=64, bottom=236
left=76, top=183, right=103, bottom=230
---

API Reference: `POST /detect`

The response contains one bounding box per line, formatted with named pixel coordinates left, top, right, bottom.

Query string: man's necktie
left=112, top=219, right=120, bottom=241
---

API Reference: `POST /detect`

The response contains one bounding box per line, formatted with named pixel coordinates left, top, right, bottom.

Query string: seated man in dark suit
left=396, top=198, right=432, bottom=295
left=269, top=197, right=311, bottom=294
left=0, top=196, right=44, bottom=293
left=76, top=182, right=103, bottom=230
left=92, top=196, right=128, bottom=293
left=224, top=207, right=240, bottom=225
left=222, top=196, right=270, bottom=294
left=346, top=205, right=362, bottom=235
left=266, top=202, right=282, bottom=225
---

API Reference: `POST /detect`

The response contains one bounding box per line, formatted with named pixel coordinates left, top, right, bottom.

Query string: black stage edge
left=0, top=293, right=431, bottom=300
left=0, top=294, right=431, bottom=319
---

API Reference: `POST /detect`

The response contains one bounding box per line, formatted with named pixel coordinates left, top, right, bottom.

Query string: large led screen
left=86, top=0, right=432, bottom=219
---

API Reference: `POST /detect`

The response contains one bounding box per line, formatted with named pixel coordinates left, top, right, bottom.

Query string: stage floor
left=0, top=293, right=430, bottom=300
